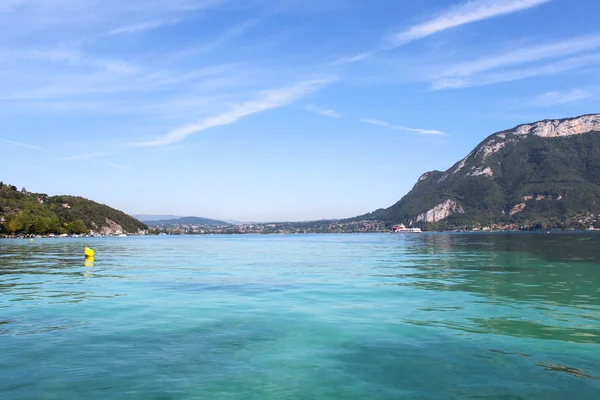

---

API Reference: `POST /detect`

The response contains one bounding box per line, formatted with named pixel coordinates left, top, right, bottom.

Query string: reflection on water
left=1, top=233, right=599, bottom=399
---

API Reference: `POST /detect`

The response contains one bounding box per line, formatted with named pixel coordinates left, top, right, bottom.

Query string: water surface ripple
left=1, top=233, right=599, bottom=399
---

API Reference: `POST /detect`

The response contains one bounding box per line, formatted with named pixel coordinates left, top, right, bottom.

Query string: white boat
left=392, top=224, right=422, bottom=233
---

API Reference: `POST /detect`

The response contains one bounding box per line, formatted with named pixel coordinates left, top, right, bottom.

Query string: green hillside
left=356, top=114, right=600, bottom=231
left=0, top=183, right=147, bottom=235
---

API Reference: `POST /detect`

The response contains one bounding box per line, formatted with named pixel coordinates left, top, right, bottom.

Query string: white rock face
left=467, top=166, right=494, bottom=177
left=451, top=150, right=475, bottom=174
left=510, top=203, right=527, bottom=216
left=513, top=114, right=600, bottom=137
left=474, top=138, right=519, bottom=162
left=411, top=199, right=465, bottom=223
left=99, top=218, right=124, bottom=235
left=438, top=151, right=473, bottom=182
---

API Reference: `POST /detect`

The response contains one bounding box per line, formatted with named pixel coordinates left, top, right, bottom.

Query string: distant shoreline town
left=4, top=220, right=597, bottom=240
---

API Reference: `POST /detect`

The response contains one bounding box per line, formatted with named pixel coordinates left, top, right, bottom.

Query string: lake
left=1, top=233, right=599, bottom=399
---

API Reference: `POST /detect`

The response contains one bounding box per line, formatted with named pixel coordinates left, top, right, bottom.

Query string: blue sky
left=1, top=0, right=599, bottom=221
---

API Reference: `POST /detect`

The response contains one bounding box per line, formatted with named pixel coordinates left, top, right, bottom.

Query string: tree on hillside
left=67, top=220, right=88, bottom=234
left=3, top=217, right=21, bottom=235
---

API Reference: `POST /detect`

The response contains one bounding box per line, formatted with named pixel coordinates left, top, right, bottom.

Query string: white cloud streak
left=24, top=49, right=139, bottom=74
left=394, top=0, right=552, bottom=44
left=133, top=76, right=338, bottom=147
left=107, top=20, right=169, bottom=36
left=360, top=118, right=446, bottom=135
left=433, top=53, right=600, bottom=89
left=335, top=0, right=552, bottom=65
left=392, top=126, right=447, bottom=135
left=0, top=139, right=130, bottom=169
left=91, top=159, right=132, bottom=170
left=0, top=139, right=49, bottom=151
left=442, top=34, right=600, bottom=77
left=532, top=87, right=598, bottom=106
left=168, top=18, right=263, bottom=60
left=360, top=118, right=390, bottom=127
left=61, top=152, right=116, bottom=160
left=306, top=104, right=343, bottom=118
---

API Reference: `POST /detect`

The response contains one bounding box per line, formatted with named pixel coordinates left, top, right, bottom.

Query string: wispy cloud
left=433, top=53, right=600, bottom=89
left=360, top=118, right=446, bottom=135
left=335, top=0, right=552, bottom=65
left=91, top=160, right=132, bottom=170
left=0, top=139, right=131, bottom=169
left=393, top=0, right=551, bottom=45
left=64, top=152, right=132, bottom=169
left=107, top=20, right=171, bottom=36
left=306, top=104, right=343, bottom=118
left=0, top=139, right=49, bottom=151
left=63, top=152, right=132, bottom=169
left=133, top=76, right=338, bottom=147
left=168, top=18, right=264, bottom=60
left=61, top=152, right=116, bottom=160
left=392, top=126, right=447, bottom=135
left=441, top=34, right=600, bottom=78
left=24, top=49, right=139, bottom=74
left=531, top=87, right=598, bottom=106
left=360, top=118, right=390, bottom=127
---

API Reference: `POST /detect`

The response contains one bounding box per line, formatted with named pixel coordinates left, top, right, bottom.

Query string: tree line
left=1, top=210, right=88, bottom=235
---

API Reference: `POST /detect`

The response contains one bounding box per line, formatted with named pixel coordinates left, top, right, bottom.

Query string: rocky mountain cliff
left=357, top=114, right=600, bottom=230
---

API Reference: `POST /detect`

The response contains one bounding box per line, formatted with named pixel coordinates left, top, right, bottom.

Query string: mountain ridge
left=355, top=113, right=600, bottom=231
left=134, top=214, right=182, bottom=222
left=144, top=216, right=231, bottom=227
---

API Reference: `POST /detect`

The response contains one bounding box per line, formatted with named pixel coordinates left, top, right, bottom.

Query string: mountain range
left=356, top=113, right=600, bottom=230
left=143, top=216, right=231, bottom=227
left=3, top=113, right=600, bottom=235
left=134, top=215, right=182, bottom=222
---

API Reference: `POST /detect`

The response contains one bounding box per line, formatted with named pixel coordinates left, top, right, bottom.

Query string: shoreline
left=2, top=228, right=598, bottom=240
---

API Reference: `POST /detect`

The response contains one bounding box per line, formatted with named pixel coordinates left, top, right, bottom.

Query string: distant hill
left=355, top=114, right=600, bottom=231
left=145, top=216, right=231, bottom=227
left=0, top=183, right=147, bottom=235
left=133, top=214, right=182, bottom=222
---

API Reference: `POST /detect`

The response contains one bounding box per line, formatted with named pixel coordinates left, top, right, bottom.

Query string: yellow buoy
left=85, top=247, right=95, bottom=258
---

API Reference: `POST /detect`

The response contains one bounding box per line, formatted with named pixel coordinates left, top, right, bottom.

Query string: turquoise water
left=1, top=233, right=599, bottom=399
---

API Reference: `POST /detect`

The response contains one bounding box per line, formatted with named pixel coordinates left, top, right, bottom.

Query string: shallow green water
left=1, top=233, right=599, bottom=399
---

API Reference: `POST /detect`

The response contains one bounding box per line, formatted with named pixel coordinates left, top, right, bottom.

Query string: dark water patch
left=536, top=363, right=600, bottom=380
left=401, top=317, right=600, bottom=345
left=418, top=306, right=465, bottom=312
left=162, top=281, right=294, bottom=296
left=470, top=318, right=600, bottom=344
left=488, top=349, right=533, bottom=357
left=0, top=316, right=90, bottom=336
